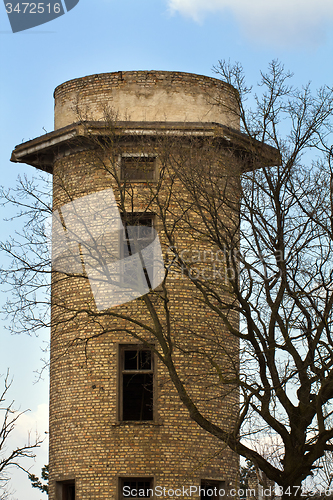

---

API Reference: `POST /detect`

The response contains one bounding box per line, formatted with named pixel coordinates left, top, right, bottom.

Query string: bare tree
left=0, top=173, right=52, bottom=338
left=3, top=61, right=333, bottom=498
left=0, top=372, right=43, bottom=499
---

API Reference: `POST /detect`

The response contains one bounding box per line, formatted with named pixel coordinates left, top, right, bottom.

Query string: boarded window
left=120, top=156, right=156, bottom=181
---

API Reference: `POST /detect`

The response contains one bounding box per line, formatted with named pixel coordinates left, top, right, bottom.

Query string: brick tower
left=10, top=71, right=271, bottom=500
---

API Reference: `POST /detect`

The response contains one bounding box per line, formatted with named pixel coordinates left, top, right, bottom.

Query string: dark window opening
left=120, top=347, right=154, bottom=421
left=124, top=349, right=152, bottom=370
left=200, top=480, right=225, bottom=500
left=121, top=214, right=155, bottom=290
left=56, top=480, right=75, bottom=500
left=120, top=478, right=153, bottom=500
left=121, top=156, right=156, bottom=181
left=123, top=215, right=154, bottom=254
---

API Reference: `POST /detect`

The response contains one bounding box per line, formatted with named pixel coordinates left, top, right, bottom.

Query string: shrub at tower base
left=3, top=61, right=333, bottom=499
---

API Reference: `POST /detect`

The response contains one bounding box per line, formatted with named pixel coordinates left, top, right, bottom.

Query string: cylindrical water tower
left=10, top=71, right=264, bottom=500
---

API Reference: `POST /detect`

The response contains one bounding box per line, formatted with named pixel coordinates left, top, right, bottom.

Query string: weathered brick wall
left=49, top=72, right=241, bottom=500
left=53, top=70, right=239, bottom=131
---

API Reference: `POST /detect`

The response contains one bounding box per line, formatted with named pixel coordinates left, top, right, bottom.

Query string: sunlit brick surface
left=48, top=71, right=240, bottom=500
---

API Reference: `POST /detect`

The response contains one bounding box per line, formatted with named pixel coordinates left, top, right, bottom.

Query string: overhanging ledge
left=11, top=121, right=281, bottom=174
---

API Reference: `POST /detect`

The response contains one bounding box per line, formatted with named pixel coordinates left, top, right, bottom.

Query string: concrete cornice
left=11, top=121, right=281, bottom=173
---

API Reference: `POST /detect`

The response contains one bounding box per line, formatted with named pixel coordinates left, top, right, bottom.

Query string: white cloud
left=11, top=403, right=49, bottom=446
left=167, top=0, right=333, bottom=46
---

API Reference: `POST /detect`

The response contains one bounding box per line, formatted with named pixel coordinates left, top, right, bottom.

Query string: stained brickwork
left=53, top=70, right=239, bottom=130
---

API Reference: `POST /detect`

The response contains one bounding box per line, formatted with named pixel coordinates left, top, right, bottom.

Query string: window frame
left=120, top=213, right=157, bottom=290
left=119, top=153, right=158, bottom=182
left=118, top=344, right=156, bottom=423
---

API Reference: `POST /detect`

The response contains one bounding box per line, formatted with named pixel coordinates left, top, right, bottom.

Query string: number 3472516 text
left=5, top=3, right=61, bottom=14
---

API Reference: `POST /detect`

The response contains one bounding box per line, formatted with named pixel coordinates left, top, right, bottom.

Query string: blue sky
left=0, top=0, right=332, bottom=498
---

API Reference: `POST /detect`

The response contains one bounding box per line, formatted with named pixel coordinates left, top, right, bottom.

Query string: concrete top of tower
left=53, top=70, right=240, bottom=131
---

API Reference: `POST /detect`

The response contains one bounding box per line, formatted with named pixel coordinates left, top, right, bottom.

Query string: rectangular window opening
left=120, top=155, right=156, bottom=182
left=122, top=214, right=155, bottom=254
left=55, top=480, right=75, bottom=500
left=120, top=346, right=154, bottom=421
left=200, top=480, right=226, bottom=500
left=120, top=477, right=153, bottom=500
left=120, top=214, right=156, bottom=290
